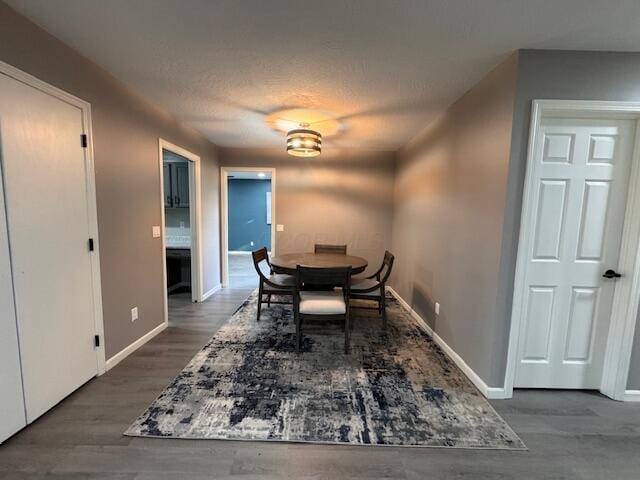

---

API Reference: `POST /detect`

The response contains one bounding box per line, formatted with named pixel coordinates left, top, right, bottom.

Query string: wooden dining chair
left=350, top=251, right=395, bottom=329
left=314, top=244, right=347, bottom=254
left=251, top=247, right=296, bottom=321
left=294, top=265, right=352, bottom=354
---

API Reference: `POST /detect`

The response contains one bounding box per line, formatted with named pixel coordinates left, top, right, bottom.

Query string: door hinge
left=81, top=134, right=88, bottom=148
left=94, top=335, right=100, bottom=347
left=88, top=238, right=94, bottom=251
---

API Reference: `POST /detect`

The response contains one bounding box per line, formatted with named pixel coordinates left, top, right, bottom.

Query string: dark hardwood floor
left=1, top=288, right=640, bottom=479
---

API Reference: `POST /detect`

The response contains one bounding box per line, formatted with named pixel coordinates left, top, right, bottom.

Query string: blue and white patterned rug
left=125, top=292, right=525, bottom=449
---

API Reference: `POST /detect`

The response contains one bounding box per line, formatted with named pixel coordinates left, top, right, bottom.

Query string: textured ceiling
left=6, top=0, right=640, bottom=150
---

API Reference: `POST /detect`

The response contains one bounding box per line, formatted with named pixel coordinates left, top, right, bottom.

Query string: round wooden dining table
left=270, top=252, right=368, bottom=275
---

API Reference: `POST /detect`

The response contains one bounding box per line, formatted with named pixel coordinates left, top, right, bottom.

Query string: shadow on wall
left=276, top=230, right=387, bottom=257
left=409, top=263, right=437, bottom=330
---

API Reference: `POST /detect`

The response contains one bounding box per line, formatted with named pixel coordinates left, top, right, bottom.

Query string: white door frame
left=505, top=99, right=640, bottom=401
left=0, top=60, right=106, bottom=374
left=158, top=139, right=203, bottom=321
left=220, top=166, right=276, bottom=287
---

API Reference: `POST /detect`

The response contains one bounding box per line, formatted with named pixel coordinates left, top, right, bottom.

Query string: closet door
left=0, top=72, right=99, bottom=422
left=0, top=159, right=26, bottom=443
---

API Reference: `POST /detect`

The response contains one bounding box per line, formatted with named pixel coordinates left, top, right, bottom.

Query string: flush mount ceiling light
left=286, top=124, right=322, bottom=157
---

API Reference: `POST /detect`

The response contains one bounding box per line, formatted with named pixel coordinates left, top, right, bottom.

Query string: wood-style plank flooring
left=1, top=288, right=640, bottom=479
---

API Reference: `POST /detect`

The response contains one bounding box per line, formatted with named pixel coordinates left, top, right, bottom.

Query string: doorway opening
left=220, top=167, right=275, bottom=288
left=159, top=140, right=203, bottom=324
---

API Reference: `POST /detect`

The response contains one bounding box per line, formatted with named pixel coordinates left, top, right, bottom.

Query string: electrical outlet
left=152, top=226, right=161, bottom=238
left=276, top=224, right=284, bottom=232
left=131, top=307, right=138, bottom=322
left=435, top=302, right=440, bottom=315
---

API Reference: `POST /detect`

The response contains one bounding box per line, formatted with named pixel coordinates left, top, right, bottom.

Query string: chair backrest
left=380, top=251, right=395, bottom=281
left=374, top=250, right=395, bottom=283
left=251, top=247, right=270, bottom=279
left=314, top=244, right=347, bottom=255
left=296, top=265, right=352, bottom=291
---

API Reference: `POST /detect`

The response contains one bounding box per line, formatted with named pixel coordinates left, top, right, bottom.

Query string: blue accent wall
left=228, top=179, right=271, bottom=251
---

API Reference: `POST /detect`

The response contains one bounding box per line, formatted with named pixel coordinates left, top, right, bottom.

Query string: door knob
left=602, top=269, right=622, bottom=279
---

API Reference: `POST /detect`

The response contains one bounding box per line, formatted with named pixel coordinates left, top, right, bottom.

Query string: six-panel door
left=515, top=117, right=636, bottom=389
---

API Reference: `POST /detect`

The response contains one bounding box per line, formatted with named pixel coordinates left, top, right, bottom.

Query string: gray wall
left=393, top=49, right=640, bottom=389
left=220, top=148, right=395, bottom=275
left=501, top=50, right=640, bottom=390
left=228, top=179, right=272, bottom=251
left=390, top=55, right=519, bottom=387
left=0, top=2, right=221, bottom=358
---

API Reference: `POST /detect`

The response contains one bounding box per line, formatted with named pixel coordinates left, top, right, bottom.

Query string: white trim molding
left=201, top=283, right=222, bottom=302
left=105, top=322, right=167, bottom=371
left=623, top=390, right=640, bottom=402
left=0, top=60, right=107, bottom=376
left=220, top=166, right=276, bottom=287
left=387, top=287, right=507, bottom=400
left=504, top=99, right=640, bottom=401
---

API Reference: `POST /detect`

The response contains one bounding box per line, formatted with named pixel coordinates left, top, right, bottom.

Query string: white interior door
left=0, top=72, right=99, bottom=422
left=0, top=159, right=26, bottom=443
left=515, top=117, right=636, bottom=389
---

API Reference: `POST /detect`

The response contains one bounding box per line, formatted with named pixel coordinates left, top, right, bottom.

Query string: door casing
left=220, top=166, right=276, bottom=287
left=158, top=139, right=204, bottom=319
left=505, top=100, right=640, bottom=401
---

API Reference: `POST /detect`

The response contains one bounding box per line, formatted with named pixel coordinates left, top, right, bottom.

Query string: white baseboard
left=624, top=390, right=640, bottom=402
left=105, top=322, right=167, bottom=371
left=201, top=283, right=222, bottom=301
left=386, top=286, right=508, bottom=400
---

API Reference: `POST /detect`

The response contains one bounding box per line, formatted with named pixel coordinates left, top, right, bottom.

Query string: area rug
left=125, top=292, right=525, bottom=449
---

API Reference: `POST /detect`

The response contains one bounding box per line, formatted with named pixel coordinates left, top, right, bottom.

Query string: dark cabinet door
left=163, top=163, right=173, bottom=208
left=171, top=163, right=190, bottom=208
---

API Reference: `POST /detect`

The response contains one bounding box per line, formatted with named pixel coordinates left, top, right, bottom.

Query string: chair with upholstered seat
left=294, top=265, right=352, bottom=353
left=314, top=244, right=347, bottom=254
left=350, top=251, right=394, bottom=329
left=252, top=247, right=296, bottom=321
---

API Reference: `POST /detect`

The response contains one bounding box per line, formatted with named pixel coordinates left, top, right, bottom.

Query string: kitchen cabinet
left=163, top=163, right=172, bottom=208
left=163, top=162, right=190, bottom=208
left=172, top=163, right=189, bottom=208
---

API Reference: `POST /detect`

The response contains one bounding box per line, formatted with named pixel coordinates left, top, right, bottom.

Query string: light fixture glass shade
left=286, top=129, right=322, bottom=157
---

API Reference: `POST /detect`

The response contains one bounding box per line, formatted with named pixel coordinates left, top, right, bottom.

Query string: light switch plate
left=131, top=307, right=138, bottom=322
left=435, top=302, right=440, bottom=315
left=152, top=226, right=161, bottom=238
left=276, top=224, right=284, bottom=232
